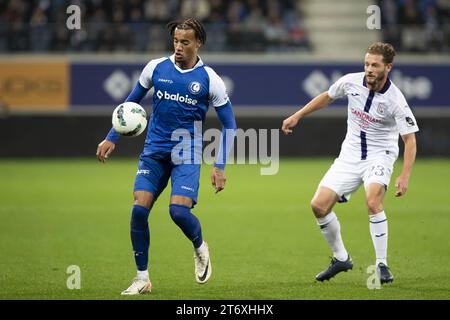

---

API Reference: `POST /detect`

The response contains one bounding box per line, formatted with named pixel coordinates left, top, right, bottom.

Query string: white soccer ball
left=112, top=102, right=147, bottom=137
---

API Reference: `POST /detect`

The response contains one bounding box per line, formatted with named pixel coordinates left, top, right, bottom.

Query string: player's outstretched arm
left=395, top=132, right=417, bottom=197
left=96, top=139, right=115, bottom=163
left=211, top=102, right=237, bottom=193
left=281, top=91, right=334, bottom=135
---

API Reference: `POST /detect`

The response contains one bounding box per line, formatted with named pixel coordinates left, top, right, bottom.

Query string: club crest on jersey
left=377, top=103, right=386, bottom=115
left=188, top=81, right=201, bottom=95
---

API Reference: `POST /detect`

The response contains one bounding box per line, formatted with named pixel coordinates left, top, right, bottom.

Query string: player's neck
left=176, top=56, right=199, bottom=70
left=367, top=76, right=388, bottom=92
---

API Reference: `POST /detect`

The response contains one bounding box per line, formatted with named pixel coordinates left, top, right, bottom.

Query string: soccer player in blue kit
left=96, top=19, right=236, bottom=295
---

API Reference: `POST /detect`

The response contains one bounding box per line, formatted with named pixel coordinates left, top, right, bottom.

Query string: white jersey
left=328, top=72, right=419, bottom=162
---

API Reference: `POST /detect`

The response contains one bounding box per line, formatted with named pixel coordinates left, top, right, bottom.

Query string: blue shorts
left=134, top=153, right=201, bottom=206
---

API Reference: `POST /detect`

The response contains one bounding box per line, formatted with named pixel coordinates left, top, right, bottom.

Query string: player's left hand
left=281, top=115, right=300, bottom=135
left=394, top=175, right=409, bottom=197
left=211, top=167, right=226, bottom=193
left=96, top=139, right=115, bottom=163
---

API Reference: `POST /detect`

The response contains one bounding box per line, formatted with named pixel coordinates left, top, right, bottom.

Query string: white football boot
left=194, top=241, right=212, bottom=284
left=121, top=277, right=152, bottom=295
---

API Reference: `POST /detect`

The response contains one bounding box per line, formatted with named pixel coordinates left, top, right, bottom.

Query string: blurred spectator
left=204, top=11, right=227, bottom=52
left=425, top=4, right=444, bottom=51
left=2, top=0, right=450, bottom=53
left=0, top=0, right=313, bottom=53
left=227, top=0, right=247, bottom=32
left=50, top=11, right=70, bottom=51
left=5, top=0, right=29, bottom=51
left=283, top=1, right=309, bottom=51
left=244, top=0, right=266, bottom=33
left=111, top=10, right=132, bottom=52
left=180, top=0, right=210, bottom=21
left=264, top=10, right=289, bottom=52
left=147, top=25, right=169, bottom=52
left=128, top=7, right=148, bottom=52
left=379, top=0, right=450, bottom=53
left=144, top=0, right=173, bottom=23
left=380, top=0, right=401, bottom=48
left=398, top=0, right=425, bottom=51
left=87, top=7, right=107, bottom=51
left=29, top=7, right=51, bottom=52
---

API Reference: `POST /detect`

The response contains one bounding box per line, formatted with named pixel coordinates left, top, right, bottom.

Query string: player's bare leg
left=365, top=183, right=394, bottom=284
left=170, top=196, right=211, bottom=284
left=170, top=195, right=193, bottom=207
left=311, top=186, right=353, bottom=281
left=122, top=191, right=155, bottom=295
left=310, top=186, right=339, bottom=218
left=135, top=190, right=156, bottom=210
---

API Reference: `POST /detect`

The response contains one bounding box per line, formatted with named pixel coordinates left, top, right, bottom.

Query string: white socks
left=369, top=211, right=388, bottom=266
left=316, top=211, right=348, bottom=261
left=137, top=269, right=149, bottom=281
left=316, top=210, right=389, bottom=266
left=195, top=241, right=207, bottom=255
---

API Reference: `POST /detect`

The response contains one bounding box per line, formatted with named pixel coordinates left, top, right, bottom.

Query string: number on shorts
left=371, top=165, right=385, bottom=176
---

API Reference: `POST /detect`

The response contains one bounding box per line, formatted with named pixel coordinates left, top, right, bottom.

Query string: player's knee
left=366, top=198, right=383, bottom=214
left=169, top=204, right=190, bottom=224
left=133, top=191, right=153, bottom=209
left=310, top=199, right=329, bottom=217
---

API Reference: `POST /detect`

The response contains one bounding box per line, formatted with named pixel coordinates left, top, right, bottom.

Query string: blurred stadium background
left=0, top=0, right=449, bottom=157
left=1, top=0, right=450, bottom=300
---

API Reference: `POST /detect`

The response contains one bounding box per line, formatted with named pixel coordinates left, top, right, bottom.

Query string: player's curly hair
left=167, top=18, right=207, bottom=45
left=367, top=42, right=396, bottom=64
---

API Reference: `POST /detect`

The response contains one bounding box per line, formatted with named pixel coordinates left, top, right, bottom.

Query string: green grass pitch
left=1, top=158, right=449, bottom=300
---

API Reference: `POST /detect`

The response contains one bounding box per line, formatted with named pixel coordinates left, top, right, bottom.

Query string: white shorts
left=319, top=156, right=394, bottom=203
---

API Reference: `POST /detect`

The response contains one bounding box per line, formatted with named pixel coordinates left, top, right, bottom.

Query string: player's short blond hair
left=367, top=42, right=396, bottom=64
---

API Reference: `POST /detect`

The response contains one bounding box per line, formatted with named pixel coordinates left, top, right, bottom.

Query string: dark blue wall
left=0, top=115, right=448, bottom=157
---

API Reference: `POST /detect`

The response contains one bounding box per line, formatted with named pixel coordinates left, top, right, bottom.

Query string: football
left=112, top=102, right=147, bottom=137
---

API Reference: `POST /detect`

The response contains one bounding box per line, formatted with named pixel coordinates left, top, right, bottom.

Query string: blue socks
left=169, top=204, right=203, bottom=248
left=130, top=205, right=150, bottom=271
left=130, top=204, right=203, bottom=272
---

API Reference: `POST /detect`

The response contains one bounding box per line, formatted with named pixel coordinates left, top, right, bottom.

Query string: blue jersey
left=138, top=55, right=229, bottom=157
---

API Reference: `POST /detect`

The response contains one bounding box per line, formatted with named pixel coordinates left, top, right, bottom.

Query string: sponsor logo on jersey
left=181, top=185, right=195, bottom=192
left=158, top=78, right=174, bottom=84
left=155, top=90, right=198, bottom=106
left=351, top=107, right=382, bottom=124
left=188, top=81, right=202, bottom=95
left=137, top=169, right=150, bottom=175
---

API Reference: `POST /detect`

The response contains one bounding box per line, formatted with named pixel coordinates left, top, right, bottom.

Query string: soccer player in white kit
left=282, top=43, right=418, bottom=284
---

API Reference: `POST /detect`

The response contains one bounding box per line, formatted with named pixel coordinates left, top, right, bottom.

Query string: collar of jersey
left=363, top=76, right=391, bottom=94
left=169, top=54, right=204, bottom=73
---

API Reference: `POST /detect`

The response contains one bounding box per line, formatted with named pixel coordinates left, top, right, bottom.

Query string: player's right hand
left=211, top=167, right=226, bottom=193
left=281, top=115, right=300, bottom=135
left=394, top=175, right=409, bottom=197
left=96, top=139, right=115, bottom=163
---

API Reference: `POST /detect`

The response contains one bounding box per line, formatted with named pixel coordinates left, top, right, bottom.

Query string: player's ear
left=196, top=39, right=202, bottom=49
left=386, top=63, right=393, bottom=73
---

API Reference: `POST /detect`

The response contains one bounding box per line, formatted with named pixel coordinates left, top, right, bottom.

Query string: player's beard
left=366, top=69, right=386, bottom=88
